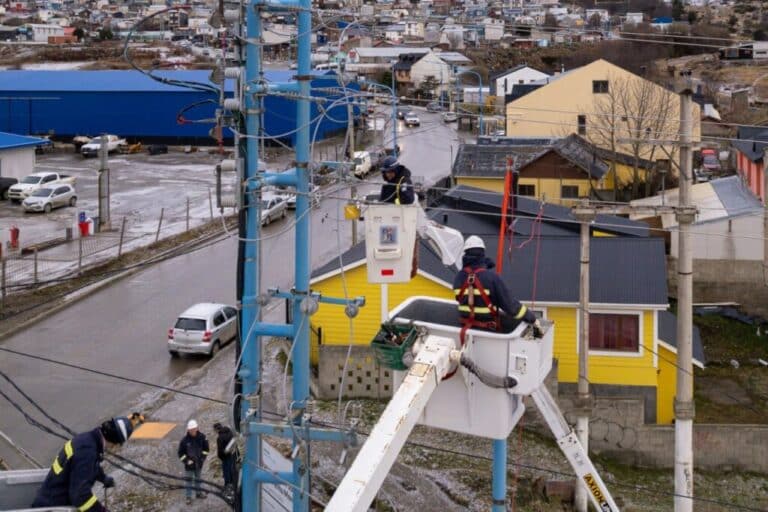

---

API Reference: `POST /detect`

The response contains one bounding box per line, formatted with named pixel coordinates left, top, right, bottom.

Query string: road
left=0, top=109, right=465, bottom=466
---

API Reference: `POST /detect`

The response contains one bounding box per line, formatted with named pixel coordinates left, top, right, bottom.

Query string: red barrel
left=78, top=221, right=89, bottom=237
left=9, top=226, right=19, bottom=249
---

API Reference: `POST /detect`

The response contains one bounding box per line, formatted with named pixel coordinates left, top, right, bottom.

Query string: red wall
left=736, top=151, right=765, bottom=203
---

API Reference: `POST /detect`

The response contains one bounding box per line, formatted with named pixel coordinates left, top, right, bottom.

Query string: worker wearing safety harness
left=379, top=156, right=415, bottom=205
left=31, top=416, right=134, bottom=512
left=454, top=236, right=538, bottom=334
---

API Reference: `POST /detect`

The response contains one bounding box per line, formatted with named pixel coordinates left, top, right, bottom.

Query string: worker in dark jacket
left=213, top=422, right=239, bottom=494
left=178, top=419, right=210, bottom=505
left=31, top=416, right=134, bottom=512
left=379, top=156, right=415, bottom=205
left=453, top=236, right=539, bottom=333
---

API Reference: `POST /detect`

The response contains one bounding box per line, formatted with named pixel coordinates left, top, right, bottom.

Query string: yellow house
left=505, top=59, right=701, bottom=185
left=309, top=191, right=703, bottom=424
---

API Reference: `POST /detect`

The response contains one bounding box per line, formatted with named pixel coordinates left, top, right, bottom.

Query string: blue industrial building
left=0, top=70, right=358, bottom=145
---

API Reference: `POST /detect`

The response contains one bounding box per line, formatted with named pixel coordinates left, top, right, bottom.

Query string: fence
left=0, top=189, right=219, bottom=308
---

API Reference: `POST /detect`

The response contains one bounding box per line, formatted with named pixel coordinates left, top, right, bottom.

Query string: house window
left=561, top=185, right=579, bottom=199
left=589, top=313, right=640, bottom=352
left=577, top=115, right=587, bottom=135
left=592, top=80, right=609, bottom=94
left=519, top=184, right=536, bottom=196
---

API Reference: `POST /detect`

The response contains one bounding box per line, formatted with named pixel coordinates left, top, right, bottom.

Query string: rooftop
left=0, top=132, right=49, bottom=150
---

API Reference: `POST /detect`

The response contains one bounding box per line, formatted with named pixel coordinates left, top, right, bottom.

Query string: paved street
left=0, top=109, right=466, bottom=466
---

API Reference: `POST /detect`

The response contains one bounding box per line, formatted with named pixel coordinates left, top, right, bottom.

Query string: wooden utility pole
left=674, top=87, right=696, bottom=512
left=573, top=205, right=594, bottom=512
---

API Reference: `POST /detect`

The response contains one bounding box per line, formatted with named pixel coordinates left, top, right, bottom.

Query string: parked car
left=0, top=177, right=18, bottom=200
left=426, top=102, right=445, bottom=113
left=442, top=112, right=458, bottom=123
left=81, top=135, right=126, bottom=158
left=352, top=150, right=373, bottom=178
left=701, top=148, right=721, bottom=172
left=8, top=172, right=76, bottom=203
left=396, top=106, right=412, bottom=120
left=148, top=144, right=169, bottom=155
left=22, top=184, right=77, bottom=213
left=261, top=194, right=287, bottom=225
left=405, top=113, right=421, bottom=127
left=167, top=303, right=238, bottom=358
left=284, top=184, right=320, bottom=209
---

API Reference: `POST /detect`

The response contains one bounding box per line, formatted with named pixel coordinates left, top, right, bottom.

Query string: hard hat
left=381, top=156, right=398, bottom=172
left=187, top=419, right=199, bottom=431
left=463, top=235, right=485, bottom=252
left=101, top=416, right=134, bottom=445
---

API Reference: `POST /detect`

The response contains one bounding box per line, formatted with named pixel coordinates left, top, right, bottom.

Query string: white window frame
left=575, top=308, right=645, bottom=358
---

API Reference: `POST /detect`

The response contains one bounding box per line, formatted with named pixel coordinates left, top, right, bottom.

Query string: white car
left=8, top=172, right=76, bottom=202
left=167, top=303, right=238, bottom=357
left=284, top=184, right=320, bottom=209
left=22, top=184, right=77, bottom=213
left=81, top=135, right=126, bottom=157
left=261, top=194, right=287, bottom=225
left=404, top=113, right=420, bottom=127
left=442, top=112, right=458, bottom=123
left=352, top=150, right=373, bottom=179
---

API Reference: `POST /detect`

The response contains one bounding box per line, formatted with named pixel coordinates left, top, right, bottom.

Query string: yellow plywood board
left=130, top=422, right=178, bottom=440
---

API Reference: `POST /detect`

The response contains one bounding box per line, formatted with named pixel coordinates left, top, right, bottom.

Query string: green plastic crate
left=371, top=323, right=419, bottom=371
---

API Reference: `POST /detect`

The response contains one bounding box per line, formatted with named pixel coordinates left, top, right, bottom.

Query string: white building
left=624, top=12, right=644, bottom=24
left=482, top=18, right=504, bottom=41
left=491, top=65, right=550, bottom=96
left=27, top=23, right=64, bottom=42
left=404, top=20, right=424, bottom=38
left=585, top=8, right=609, bottom=21
left=384, top=24, right=405, bottom=42
left=630, top=176, right=764, bottom=260
left=0, top=132, right=47, bottom=181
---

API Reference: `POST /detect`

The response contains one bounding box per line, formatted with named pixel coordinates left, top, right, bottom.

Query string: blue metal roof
left=0, top=70, right=327, bottom=93
left=0, top=131, right=47, bottom=150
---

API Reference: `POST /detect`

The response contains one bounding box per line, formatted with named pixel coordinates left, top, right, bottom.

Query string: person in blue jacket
left=178, top=419, right=210, bottom=505
left=453, top=236, right=539, bottom=333
left=31, top=416, right=134, bottom=512
left=379, top=156, right=415, bottom=205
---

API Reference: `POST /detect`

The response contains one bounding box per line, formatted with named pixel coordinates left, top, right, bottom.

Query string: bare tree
left=586, top=73, right=677, bottom=199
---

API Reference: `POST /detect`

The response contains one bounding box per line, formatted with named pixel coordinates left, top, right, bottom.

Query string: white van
left=352, top=150, right=372, bottom=178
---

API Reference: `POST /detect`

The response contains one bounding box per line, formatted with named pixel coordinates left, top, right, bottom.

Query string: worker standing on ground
left=213, top=422, right=239, bottom=497
left=379, top=156, right=415, bottom=205
left=178, top=419, right=209, bottom=505
left=453, top=236, right=540, bottom=334
left=31, top=416, right=134, bottom=512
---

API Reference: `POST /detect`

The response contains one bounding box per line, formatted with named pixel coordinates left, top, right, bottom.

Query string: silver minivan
left=167, top=303, right=238, bottom=358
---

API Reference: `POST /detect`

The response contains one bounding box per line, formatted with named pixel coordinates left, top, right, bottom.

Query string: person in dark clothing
left=379, top=156, right=415, bottom=205
left=213, top=422, right=239, bottom=494
left=31, top=416, right=134, bottom=512
left=178, top=419, right=210, bottom=505
left=453, top=236, right=539, bottom=333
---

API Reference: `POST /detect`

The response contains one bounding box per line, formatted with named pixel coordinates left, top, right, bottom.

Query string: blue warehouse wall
left=0, top=70, right=357, bottom=145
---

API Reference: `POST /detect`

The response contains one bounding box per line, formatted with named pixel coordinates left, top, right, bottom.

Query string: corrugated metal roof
left=658, top=310, right=705, bottom=364
left=311, top=227, right=668, bottom=305
left=352, top=47, right=430, bottom=58
left=0, top=131, right=48, bottom=150
left=732, top=127, right=768, bottom=163
left=710, top=175, right=763, bottom=216
left=445, top=185, right=649, bottom=237
left=0, top=70, right=327, bottom=93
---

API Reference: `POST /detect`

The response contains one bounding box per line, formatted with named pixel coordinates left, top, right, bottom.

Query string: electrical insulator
left=224, top=98, right=241, bottom=112
left=218, top=159, right=237, bottom=173
left=225, top=67, right=242, bottom=79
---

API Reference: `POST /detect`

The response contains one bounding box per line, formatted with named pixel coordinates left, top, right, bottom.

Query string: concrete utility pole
left=98, top=135, right=111, bottom=231
left=675, top=87, right=696, bottom=512
left=573, top=205, right=594, bottom=512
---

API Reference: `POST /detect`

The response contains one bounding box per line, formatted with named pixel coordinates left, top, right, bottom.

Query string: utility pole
left=98, top=135, right=111, bottom=231
left=573, top=205, right=594, bottom=512
left=348, top=101, right=358, bottom=246
left=674, top=86, right=695, bottom=512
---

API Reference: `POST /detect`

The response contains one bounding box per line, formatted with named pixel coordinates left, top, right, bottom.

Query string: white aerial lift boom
left=327, top=297, right=619, bottom=511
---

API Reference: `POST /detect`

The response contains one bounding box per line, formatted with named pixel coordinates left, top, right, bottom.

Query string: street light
left=454, top=67, right=484, bottom=136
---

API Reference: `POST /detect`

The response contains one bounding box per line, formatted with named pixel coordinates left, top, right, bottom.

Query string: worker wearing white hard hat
left=453, top=235, right=540, bottom=335
left=178, top=419, right=209, bottom=505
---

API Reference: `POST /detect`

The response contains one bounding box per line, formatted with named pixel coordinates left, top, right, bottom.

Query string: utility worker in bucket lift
left=379, top=156, right=415, bottom=205
left=31, top=416, right=134, bottom=512
left=453, top=236, right=541, bottom=335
